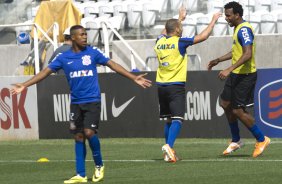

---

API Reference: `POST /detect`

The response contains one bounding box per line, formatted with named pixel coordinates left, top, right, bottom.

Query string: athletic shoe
left=253, top=136, right=271, bottom=158
left=162, top=144, right=177, bottom=163
left=223, top=141, right=244, bottom=155
left=164, top=150, right=180, bottom=162
left=92, top=165, right=104, bottom=182
left=64, top=175, right=87, bottom=183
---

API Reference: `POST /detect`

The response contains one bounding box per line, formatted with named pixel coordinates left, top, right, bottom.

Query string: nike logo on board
left=112, top=97, right=135, bottom=117
left=216, top=96, right=224, bottom=117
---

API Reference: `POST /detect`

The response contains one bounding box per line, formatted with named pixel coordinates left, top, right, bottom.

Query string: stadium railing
left=0, top=22, right=59, bottom=74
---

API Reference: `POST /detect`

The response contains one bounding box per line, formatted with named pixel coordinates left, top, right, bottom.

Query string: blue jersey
left=48, top=46, right=110, bottom=104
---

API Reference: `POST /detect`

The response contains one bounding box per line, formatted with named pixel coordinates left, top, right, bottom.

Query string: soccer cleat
left=92, top=165, right=104, bottom=182
left=162, top=144, right=177, bottom=163
left=223, top=141, right=244, bottom=155
left=164, top=150, right=180, bottom=162
left=64, top=175, right=87, bottom=183
left=253, top=136, right=271, bottom=158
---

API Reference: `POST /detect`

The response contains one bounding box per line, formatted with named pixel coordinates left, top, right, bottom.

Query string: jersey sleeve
left=237, top=27, right=254, bottom=46
left=48, top=53, right=63, bottom=72
left=92, top=47, right=110, bottom=65
left=178, top=36, right=195, bottom=56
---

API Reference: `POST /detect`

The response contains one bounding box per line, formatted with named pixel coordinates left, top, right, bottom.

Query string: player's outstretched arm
left=106, top=60, right=152, bottom=88
left=194, top=12, right=222, bottom=44
left=10, top=67, right=53, bottom=94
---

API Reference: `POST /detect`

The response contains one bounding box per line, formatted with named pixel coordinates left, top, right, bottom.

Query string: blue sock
left=167, top=120, right=182, bottom=148
left=88, top=135, right=103, bottom=166
left=248, top=124, right=265, bottom=142
left=228, top=121, right=240, bottom=142
left=164, top=122, right=172, bottom=144
left=75, top=141, right=86, bottom=177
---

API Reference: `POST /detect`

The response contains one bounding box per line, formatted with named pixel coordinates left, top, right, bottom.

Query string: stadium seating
left=239, top=0, right=255, bottom=13
left=81, top=15, right=122, bottom=45
left=98, top=1, right=122, bottom=18
left=154, top=0, right=169, bottom=14
left=196, top=14, right=211, bottom=35
left=182, top=16, right=197, bottom=37
left=271, top=0, right=282, bottom=11
left=277, top=13, right=282, bottom=33
left=142, top=2, right=159, bottom=27
left=81, top=16, right=101, bottom=45
left=255, top=0, right=271, bottom=12
left=260, top=13, right=277, bottom=34
left=213, top=16, right=228, bottom=36
left=207, top=0, right=224, bottom=13
left=127, top=2, right=143, bottom=28
left=244, top=14, right=261, bottom=34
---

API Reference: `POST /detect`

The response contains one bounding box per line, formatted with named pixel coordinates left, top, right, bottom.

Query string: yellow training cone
left=37, top=158, right=50, bottom=162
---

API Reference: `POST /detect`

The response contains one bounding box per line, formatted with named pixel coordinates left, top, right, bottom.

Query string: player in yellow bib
left=154, top=6, right=221, bottom=162
left=208, top=1, right=270, bottom=158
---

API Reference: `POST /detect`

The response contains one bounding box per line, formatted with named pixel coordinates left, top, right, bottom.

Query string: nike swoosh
left=67, top=61, right=73, bottom=64
left=160, top=55, right=169, bottom=60
left=216, top=96, right=224, bottom=117
left=112, top=96, right=135, bottom=117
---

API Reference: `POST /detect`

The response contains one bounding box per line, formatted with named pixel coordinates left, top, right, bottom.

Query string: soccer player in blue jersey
left=154, top=6, right=221, bottom=162
left=208, top=1, right=270, bottom=157
left=10, top=25, right=152, bottom=183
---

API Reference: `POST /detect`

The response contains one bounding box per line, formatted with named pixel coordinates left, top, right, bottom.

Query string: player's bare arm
left=218, top=45, right=252, bottom=80
left=10, top=67, right=53, bottom=94
left=194, top=12, right=222, bottom=44
left=207, top=51, right=232, bottom=70
left=106, top=60, right=152, bottom=88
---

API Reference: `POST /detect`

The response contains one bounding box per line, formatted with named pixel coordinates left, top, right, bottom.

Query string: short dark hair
left=165, top=19, right=180, bottom=34
left=224, top=1, right=243, bottom=17
left=64, top=35, right=71, bottom=41
left=70, top=25, right=85, bottom=36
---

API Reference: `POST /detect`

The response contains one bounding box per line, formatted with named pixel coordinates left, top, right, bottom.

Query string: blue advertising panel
left=255, top=68, right=282, bottom=137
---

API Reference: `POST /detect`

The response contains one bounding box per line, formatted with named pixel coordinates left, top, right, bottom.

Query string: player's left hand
left=134, top=73, right=152, bottom=88
left=218, top=69, right=231, bottom=80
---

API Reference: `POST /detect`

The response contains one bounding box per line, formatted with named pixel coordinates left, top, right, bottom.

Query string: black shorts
left=69, top=102, right=101, bottom=134
left=158, top=84, right=185, bottom=120
left=221, top=72, right=257, bottom=109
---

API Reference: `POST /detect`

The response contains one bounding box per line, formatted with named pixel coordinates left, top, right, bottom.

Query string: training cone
left=37, top=158, right=50, bottom=162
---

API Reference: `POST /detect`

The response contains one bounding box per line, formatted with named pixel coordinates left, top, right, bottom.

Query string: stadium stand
left=213, top=16, right=228, bottom=36
left=244, top=13, right=261, bottom=34
left=207, top=0, right=224, bottom=13
left=1, top=0, right=282, bottom=75
left=278, top=13, right=282, bottom=33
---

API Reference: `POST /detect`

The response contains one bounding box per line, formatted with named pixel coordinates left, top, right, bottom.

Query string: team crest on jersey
left=82, top=55, right=91, bottom=66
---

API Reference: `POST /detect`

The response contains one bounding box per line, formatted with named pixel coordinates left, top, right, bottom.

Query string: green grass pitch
left=0, top=138, right=282, bottom=184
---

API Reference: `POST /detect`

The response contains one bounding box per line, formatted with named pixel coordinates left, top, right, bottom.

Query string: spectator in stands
left=154, top=5, right=221, bottom=163
left=48, top=27, right=72, bottom=74
left=48, top=27, right=72, bottom=64
left=10, top=25, right=152, bottom=184
left=207, top=1, right=270, bottom=158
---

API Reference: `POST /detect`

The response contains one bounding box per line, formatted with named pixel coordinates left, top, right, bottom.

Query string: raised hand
left=178, top=5, right=187, bottom=21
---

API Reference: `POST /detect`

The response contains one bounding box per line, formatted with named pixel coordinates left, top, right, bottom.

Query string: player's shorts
left=221, top=72, right=257, bottom=109
left=158, top=84, right=185, bottom=120
left=69, top=102, right=101, bottom=134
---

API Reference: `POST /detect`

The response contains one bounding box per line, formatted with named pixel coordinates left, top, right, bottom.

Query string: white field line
left=1, top=159, right=282, bottom=163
